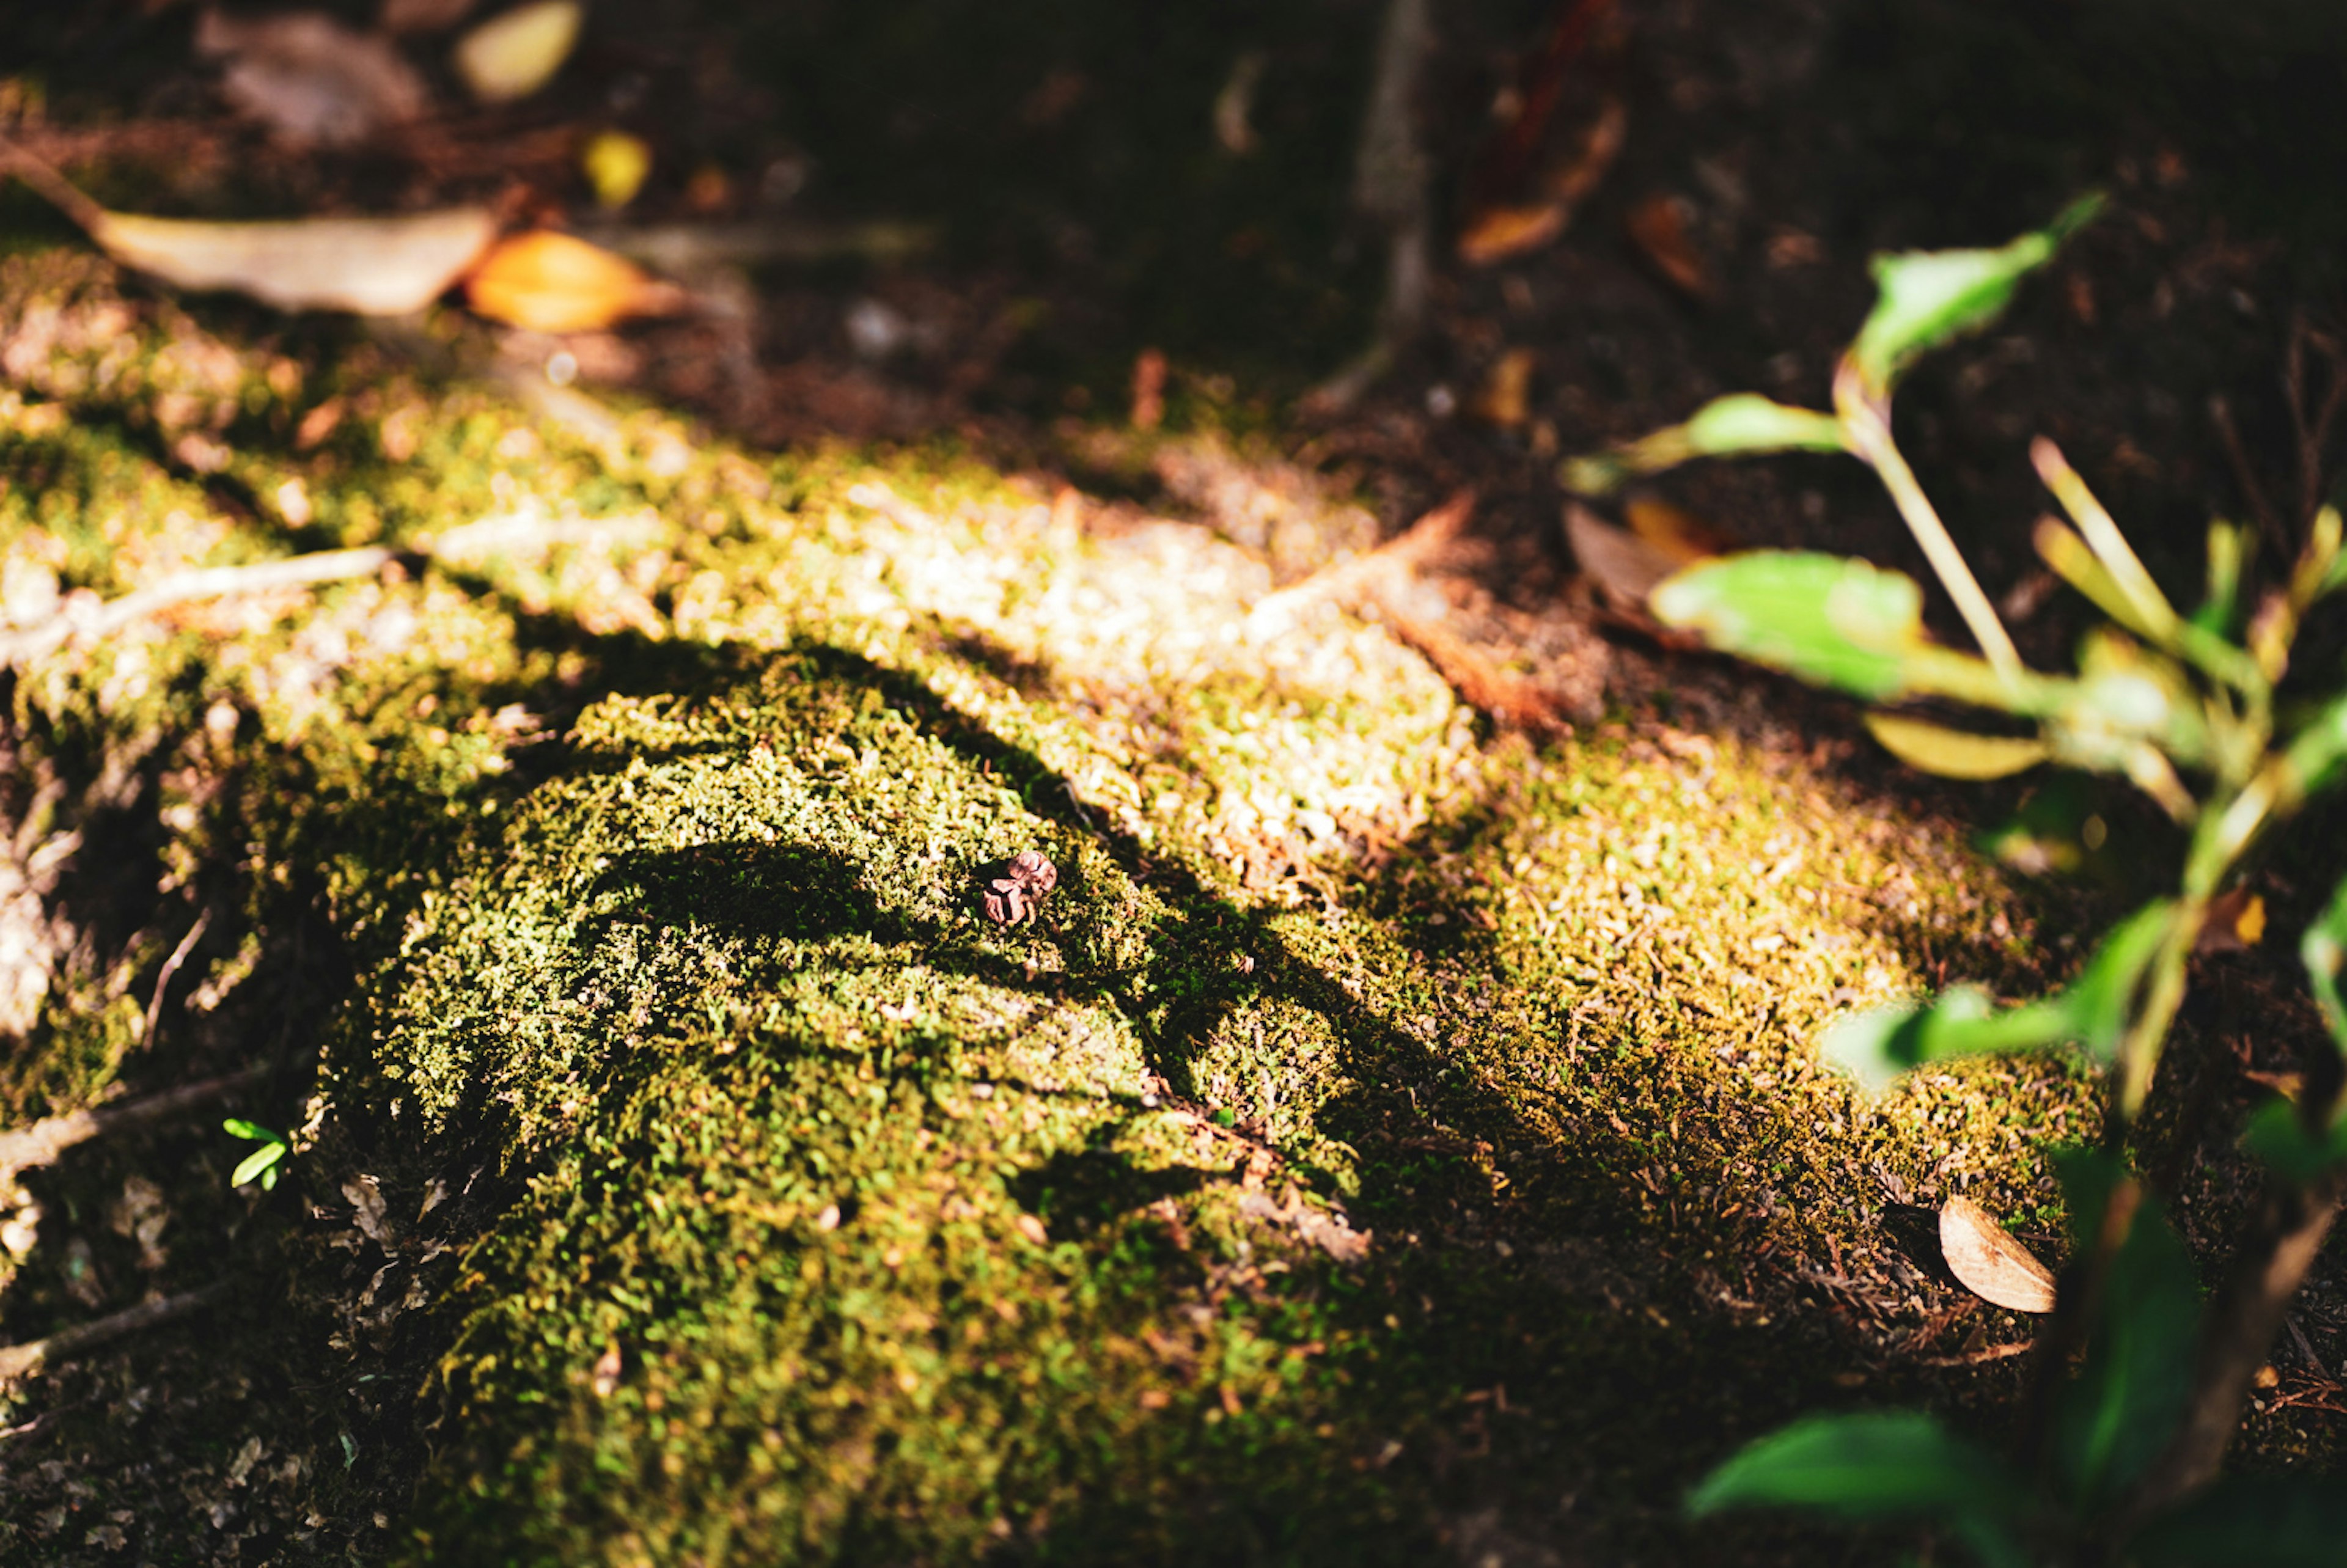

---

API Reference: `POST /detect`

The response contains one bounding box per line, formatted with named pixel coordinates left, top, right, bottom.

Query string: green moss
left=0, top=251, right=2133, bottom=1563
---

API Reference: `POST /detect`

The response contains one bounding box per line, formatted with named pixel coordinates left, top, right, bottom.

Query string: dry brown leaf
left=464, top=230, right=687, bottom=331
left=94, top=207, right=497, bottom=315
left=2195, top=887, right=2267, bottom=953
left=1565, top=502, right=1686, bottom=611
left=1626, top=193, right=1714, bottom=301
left=1940, top=1196, right=2057, bottom=1313
left=1471, top=348, right=1536, bottom=428
left=196, top=9, right=428, bottom=146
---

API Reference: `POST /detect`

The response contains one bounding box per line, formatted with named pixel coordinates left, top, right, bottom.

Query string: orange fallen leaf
left=465, top=230, right=687, bottom=331
left=1940, top=1196, right=2057, bottom=1314
left=1458, top=203, right=1567, bottom=268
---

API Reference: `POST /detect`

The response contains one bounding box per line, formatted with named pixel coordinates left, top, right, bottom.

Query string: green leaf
left=223, top=1116, right=277, bottom=1141
left=1821, top=903, right=2173, bottom=1091
left=1560, top=394, right=1844, bottom=494
left=1683, top=394, right=1849, bottom=457
left=2049, top=632, right=2209, bottom=771
left=1865, top=713, right=2049, bottom=780
left=1651, top=552, right=1927, bottom=699
left=2131, top=1473, right=2347, bottom=1567
left=1823, top=987, right=2072, bottom=1092
left=2302, top=873, right=2347, bottom=1056
left=1849, top=194, right=2104, bottom=397
left=2063, top=901, right=2179, bottom=1056
left=2192, top=519, right=2246, bottom=637
left=231, top=1140, right=287, bottom=1189
left=2048, top=1151, right=2200, bottom=1509
left=2282, top=690, right=2347, bottom=804
left=2241, top=1099, right=2347, bottom=1185
left=1687, top=1411, right=2030, bottom=1527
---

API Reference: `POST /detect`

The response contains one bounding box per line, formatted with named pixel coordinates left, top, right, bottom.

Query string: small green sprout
left=224, top=1118, right=290, bottom=1190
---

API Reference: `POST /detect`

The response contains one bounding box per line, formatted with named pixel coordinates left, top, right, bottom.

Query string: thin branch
left=2209, top=393, right=2287, bottom=560
left=0, top=547, right=394, bottom=665
left=1834, top=363, right=2022, bottom=684
left=0, top=127, right=108, bottom=235
left=141, top=909, right=213, bottom=1052
left=2285, top=315, right=2346, bottom=529
left=0, top=1283, right=231, bottom=1383
left=0, top=1067, right=263, bottom=1181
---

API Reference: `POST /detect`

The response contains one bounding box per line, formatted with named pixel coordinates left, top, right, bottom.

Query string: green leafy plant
left=224, top=1117, right=290, bottom=1191
left=1568, top=199, right=2347, bottom=1561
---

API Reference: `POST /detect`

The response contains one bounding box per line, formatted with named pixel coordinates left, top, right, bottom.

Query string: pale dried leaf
left=1940, top=1196, right=2056, bottom=1313
left=454, top=0, right=581, bottom=103
left=90, top=208, right=497, bottom=315
left=196, top=10, right=428, bottom=145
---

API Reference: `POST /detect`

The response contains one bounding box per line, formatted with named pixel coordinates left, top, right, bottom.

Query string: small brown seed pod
left=980, top=849, right=1058, bottom=926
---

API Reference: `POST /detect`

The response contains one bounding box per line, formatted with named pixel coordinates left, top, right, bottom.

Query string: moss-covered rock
left=0, top=250, right=2128, bottom=1564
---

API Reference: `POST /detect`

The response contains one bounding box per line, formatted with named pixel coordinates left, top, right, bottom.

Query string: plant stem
left=2120, top=1167, right=2347, bottom=1529
left=1834, top=365, right=2024, bottom=686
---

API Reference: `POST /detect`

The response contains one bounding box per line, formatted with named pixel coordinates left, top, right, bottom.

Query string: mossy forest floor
left=4, top=3, right=2347, bottom=1564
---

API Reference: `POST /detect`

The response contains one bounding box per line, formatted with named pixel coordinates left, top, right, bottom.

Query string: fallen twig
left=2208, top=393, right=2286, bottom=559
left=141, top=910, right=213, bottom=1052
left=0, top=1067, right=263, bottom=1181
left=0, top=547, right=395, bottom=665
left=1915, top=1339, right=2034, bottom=1369
left=0, top=1283, right=231, bottom=1383
left=571, top=219, right=935, bottom=274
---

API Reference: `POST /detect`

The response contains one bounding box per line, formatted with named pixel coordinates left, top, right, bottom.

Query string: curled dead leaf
left=1939, top=1196, right=2056, bottom=1313
left=465, top=230, right=688, bottom=331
